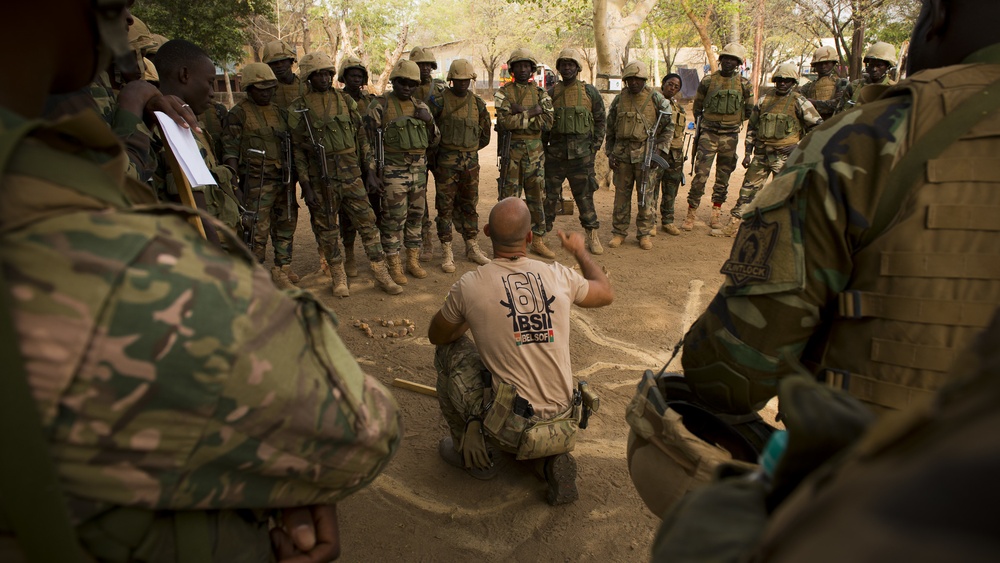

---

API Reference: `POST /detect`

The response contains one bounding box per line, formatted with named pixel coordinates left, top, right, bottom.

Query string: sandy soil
left=271, top=106, right=752, bottom=562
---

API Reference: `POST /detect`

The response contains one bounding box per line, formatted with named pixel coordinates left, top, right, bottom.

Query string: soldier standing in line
left=681, top=43, right=753, bottom=232
left=338, top=55, right=379, bottom=278
left=262, top=39, right=303, bottom=282
left=494, top=48, right=557, bottom=258
left=288, top=52, right=403, bottom=296
left=427, top=59, right=493, bottom=273
left=544, top=47, right=607, bottom=255
left=840, top=42, right=897, bottom=112
left=410, top=46, right=449, bottom=263
left=605, top=61, right=673, bottom=250
left=367, top=60, right=441, bottom=285
left=799, top=45, right=846, bottom=120
left=650, top=73, right=687, bottom=237
left=714, top=64, right=822, bottom=237
left=222, top=63, right=298, bottom=287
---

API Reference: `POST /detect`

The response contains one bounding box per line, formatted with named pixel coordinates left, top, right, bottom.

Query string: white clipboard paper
left=154, top=111, right=217, bottom=187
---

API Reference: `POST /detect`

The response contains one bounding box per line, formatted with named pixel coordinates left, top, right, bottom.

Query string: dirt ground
left=271, top=111, right=752, bottom=562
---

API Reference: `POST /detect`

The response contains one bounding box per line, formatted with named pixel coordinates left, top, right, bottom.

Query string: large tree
left=134, top=0, right=268, bottom=64
left=592, top=0, right=659, bottom=88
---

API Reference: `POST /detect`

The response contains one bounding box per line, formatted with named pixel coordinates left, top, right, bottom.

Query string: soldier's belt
left=509, top=132, right=542, bottom=140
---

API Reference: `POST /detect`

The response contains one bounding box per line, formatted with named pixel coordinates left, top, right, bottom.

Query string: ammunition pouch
left=705, top=88, right=744, bottom=115
left=317, top=113, right=357, bottom=154
left=384, top=116, right=429, bottom=152
left=759, top=112, right=798, bottom=141
left=482, top=379, right=580, bottom=460
left=553, top=106, right=593, bottom=135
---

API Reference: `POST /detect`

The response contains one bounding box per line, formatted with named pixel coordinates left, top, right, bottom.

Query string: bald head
left=486, top=198, right=531, bottom=250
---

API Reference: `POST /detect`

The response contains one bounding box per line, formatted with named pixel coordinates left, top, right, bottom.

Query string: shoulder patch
left=720, top=210, right=780, bottom=287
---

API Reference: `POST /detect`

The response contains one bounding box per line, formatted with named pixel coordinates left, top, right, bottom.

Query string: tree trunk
left=223, top=68, right=235, bottom=107
left=299, top=1, right=311, bottom=54
left=593, top=0, right=659, bottom=90
left=849, top=17, right=865, bottom=80
left=729, top=0, right=740, bottom=44
left=680, top=0, right=717, bottom=74
left=751, top=0, right=764, bottom=101
left=375, top=24, right=409, bottom=95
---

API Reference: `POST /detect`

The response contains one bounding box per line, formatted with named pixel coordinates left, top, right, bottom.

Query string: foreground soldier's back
left=0, top=2, right=400, bottom=561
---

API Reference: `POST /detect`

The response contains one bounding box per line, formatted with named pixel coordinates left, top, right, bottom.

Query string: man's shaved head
left=487, top=198, right=531, bottom=249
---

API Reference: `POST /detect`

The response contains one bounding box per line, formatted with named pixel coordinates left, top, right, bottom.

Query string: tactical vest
left=757, top=91, right=801, bottom=147
left=504, top=83, right=543, bottom=139
left=304, top=90, right=356, bottom=155
left=821, top=63, right=1000, bottom=411
left=669, top=99, right=686, bottom=150
left=273, top=75, right=303, bottom=110
left=614, top=88, right=656, bottom=142
left=415, top=79, right=445, bottom=103
left=703, top=72, right=746, bottom=124
left=381, top=96, right=429, bottom=154
left=237, top=100, right=284, bottom=169
left=438, top=90, right=481, bottom=151
left=811, top=74, right=838, bottom=101
left=551, top=81, right=594, bottom=136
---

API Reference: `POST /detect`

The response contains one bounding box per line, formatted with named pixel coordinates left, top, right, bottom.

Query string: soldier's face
left=450, top=79, right=471, bottom=96
left=186, top=56, right=216, bottom=115
left=625, top=77, right=646, bottom=95
left=417, top=62, right=434, bottom=84
left=557, top=59, right=579, bottom=82
left=662, top=77, right=681, bottom=98
left=773, top=77, right=796, bottom=95
left=813, top=61, right=835, bottom=76
left=866, top=60, right=889, bottom=82
left=392, top=78, right=419, bottom=99
left=511, top=61, right=533, bottom=83
left=268, top=58, right=294, bottom=82
left=719, top=56, right=740, bottom=76
left=343, top=68, right=366, bottom=90
left=309, top=69, right=333, bottom=92
left=248, top=85, right=275, bottom=106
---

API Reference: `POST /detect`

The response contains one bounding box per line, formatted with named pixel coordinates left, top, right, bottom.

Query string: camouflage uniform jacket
left=273, top=74, right=304, bottom=112
left=0, top=106, right=401, bottom=523
left=744, top=89, right=822, bottom=153
left=681, top=45, right=1000, bottom=414
left=222, top=99, right=289, bottom=182
left=494, top=82, right=555, bottom=139
left=415, top=78, right=448, bottom=104
left=427, top=89, right=491, bottom=152
left=839, top=73, right=893, bottom=113
left=544, top=80, right=607, bottom=160
left=366, top=94, right=441, bottom=167
left=198, top=101, right=229, bottom=163
left=605, top=86, right=673, bottom=164
left=798, top=74, right=847, bottom=120
left=288, top=88, right=375, bottom=180
left=692, top=71, right=754, bottom=132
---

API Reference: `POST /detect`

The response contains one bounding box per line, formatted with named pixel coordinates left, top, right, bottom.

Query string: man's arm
left=476, top=96, right=492, bottom=150
left=588, top=84, right=607, bottom=154
left=428, top=311, right=470, bottom=345
left=558, top=230, right=613, bottom=308
left=692, top=76, right=710, bottom=116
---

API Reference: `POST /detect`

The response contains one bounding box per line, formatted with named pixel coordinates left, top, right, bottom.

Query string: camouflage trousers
left=243, top=177, right=283, bottom=263
left=500, top=139, right=546, bottom=237
left=421, top=166, right=439, bottom=241
left=544, top=152, right=600, bottom=231
left=340, top=190, right=382, bottom=248
left=649, top=148, right=684, bottom=225
left=269, top=175, right=298, bottom=266
left=612, top=161, right=660, bottom=238
left=733, top=147, right=790, bottom=218
left=433, top=149, right=481, bottom=242
left=308, top=156, right=385, bottom=265
left=379, top=157, right=428, bottom=253
left=434, top=335, right=490, bottom=447
left=687, top=128, right=740, bottom=209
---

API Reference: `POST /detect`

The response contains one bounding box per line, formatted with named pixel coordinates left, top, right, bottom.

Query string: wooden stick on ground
left=392, top=378, right=437, bottom=397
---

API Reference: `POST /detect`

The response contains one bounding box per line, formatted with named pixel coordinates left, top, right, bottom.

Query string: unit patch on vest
left=500, top=272, right=557, bottom=346
left=720, top=210, right=780, bottom=286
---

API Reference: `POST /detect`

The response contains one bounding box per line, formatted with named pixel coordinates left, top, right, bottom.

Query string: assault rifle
left=495, top=124, right=512, bottom=201
left=681, top=127, right=695, bottom=186
left=241, top=148, right=266, bottom=252
left=295, top=107, right=333, bottom=224
left=373, top=124, right=385, bottom=178
left=638, top=110, right=671, bottom=209
left=689, top=115, right=702, bottom=175
left=276, top=130, right=294, bottom=221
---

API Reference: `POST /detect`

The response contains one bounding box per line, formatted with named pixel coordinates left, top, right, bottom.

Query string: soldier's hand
left=461, top=419, right=492, bottom=471
left=742, top=154, right=752, bottom=169
left=414, top=106, right=433, bottom=124
left=366, top=169, right=385, bottom=196
left=271, top=504, right=341, bottom=562
left=526, top=104, right=544, bottom=118
left=557, top=230, right=586, bottom=257
left=509, top=102, right=525, bottom=115
left=300, top=182, right=318, bottom=208
left=131, top=86, right=200, bottom=133
left=607, top=155, right=619, bottom=170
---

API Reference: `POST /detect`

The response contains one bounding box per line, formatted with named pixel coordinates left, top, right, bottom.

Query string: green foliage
left=134, top=0, right=272, bottom=64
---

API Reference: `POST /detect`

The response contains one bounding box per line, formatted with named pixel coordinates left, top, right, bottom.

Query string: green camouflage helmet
left=812, top=45, right=838, bottom=64
left=409, top=46, right=437, bottom=70
left=772, top=63, right=799, bottom=81
left=338, top=55, right=369, bottom=83
left=622, top=60, right=649, bottom=80
left=447, top=59, right=476, bottom=81
left=556, top=47, right=585, bottom=71
left=390, top=59, right=421, bottom=82
left=299, top=52, right=335, bottom=79
left=242, top=62, right=278, bottom=90
left=863, top=41, right=897, bottom=66
left=720, top=42, right=747, bottom=63
left=507, top=48, right=538, bottom=70
left=262, top=40, right=296, bottom=64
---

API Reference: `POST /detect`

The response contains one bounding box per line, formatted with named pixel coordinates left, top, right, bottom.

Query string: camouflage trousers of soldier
left=612, top=161, right=660, bottom=238
left=308, top=156, right=385, bottom=265
left=243, top=177, right=284, bottom=264
left=687, top=128, right=740, bottom=209
left=434, top=335, right=490, bottom=447
left=421, top=166, right=441, bottom=243
left=433, top=150, right=481, bottom=243
left=340, top=190, right=383, bottom=248
left=544, top=152, right=599, bottom=231
left=500, top=139, right=546, bottom=237
left=269, top=175, right=298, bottom=267
left=649, top=148, right=684, bottom=226
left=379, top=157, right=428, bottom=253
left=732, top=147, right=790, bottom=218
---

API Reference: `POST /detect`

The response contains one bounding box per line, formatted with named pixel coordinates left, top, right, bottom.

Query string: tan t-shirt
left=440, top=257, right=590, bottom=417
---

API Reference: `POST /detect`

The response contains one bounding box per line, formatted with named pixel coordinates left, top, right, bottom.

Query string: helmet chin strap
left=92, top=0, right=137, bottom=81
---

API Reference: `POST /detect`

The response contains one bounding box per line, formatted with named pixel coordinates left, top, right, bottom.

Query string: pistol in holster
left=577, top=380, right=601, bottom=429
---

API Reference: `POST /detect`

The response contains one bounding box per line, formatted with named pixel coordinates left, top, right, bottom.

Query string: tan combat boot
left=270, top=266, right=296, bottom=290
left=386, top=253, right=408, bottom=285
left=650, top=224, right=657, bottom=237
left=371, top=260, right=403, bottom=295
left=330, top=262, right=350, bottom=298
left=663, top=223, right=682, bottom=236
left=709, top=206, right=723, bottom=230
left=586, top=229, right=604, bottom=255
left=441, top=241, right=456, bottom=273
left=639, top=236, right=653, bottom=250
left=420, top=230, right=434, bottom=262
left=608, top=234, right=625, bottom=248
left=406, top=247, right=428, bottom=278
left=530, top=235, right=556, bottom=259
left=712, top=217, right=742, bottom=238
left=466, top=238, right=491, bottom=265
left=343, top=245, right=358, bottom=278
left=681, top=207, right=697, bottom=231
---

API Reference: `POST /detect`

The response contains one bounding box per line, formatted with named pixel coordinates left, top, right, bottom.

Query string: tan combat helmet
left=863, top=41, right=897, bottom=66
left=772, top=63, right=799, bottom=82
left=389, top=59, right=421, bottom=82
left=507, top=48, right=538, bottom=70
left=261, top=40, right=297, bottom=64
left=719, top=42, right=747, bottom=63
left=242, top=62, right=278, bottom=90
left=447, top=59, right=476, bottom=81
left=812, top=45, right=838, bottom=64
left=128, top=16, right=154, bottom=53
left=146, top=34, right=167, bottom=57
left=622, top=60, right=649, bottom=80
left=409, top=46, right=437, bottom=70
left=299, top=52, right=335, bottom=79
left=555, top=47, right=585, bottom=71
left=338, top=55, right=369, bottom=84
left=142, top=57, right=158, bottom=83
